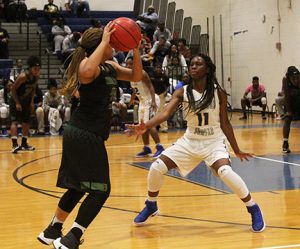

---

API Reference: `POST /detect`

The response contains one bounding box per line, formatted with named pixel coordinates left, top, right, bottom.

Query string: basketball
left=110, top=17, right=141, bottom=52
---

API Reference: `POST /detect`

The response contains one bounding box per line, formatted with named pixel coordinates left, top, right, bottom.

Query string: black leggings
left=58, top=189, right=110, bottom=228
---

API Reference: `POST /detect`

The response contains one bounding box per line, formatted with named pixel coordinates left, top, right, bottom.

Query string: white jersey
left=182, top=85, right=225, bottom=140
left=130, top=81, right=153, bottom=105
left=130, top=80, right=160, bottom=123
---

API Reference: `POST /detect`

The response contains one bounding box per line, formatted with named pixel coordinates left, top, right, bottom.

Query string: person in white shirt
left=136, top=5, right=158, bottom=41
left=51, top=17, right=72, bottom=54
left=126, top=56, right=164, bottom=159
left=65, top=0, right=90, bottom=16
left=153, top=22, right=172, bottom=42
left=127, top=54, right=265, bottom=233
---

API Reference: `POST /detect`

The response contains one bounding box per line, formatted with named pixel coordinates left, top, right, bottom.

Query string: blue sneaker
left=134, top=200, right=159, bottom=225
left=136, top=146, right=152, bottom=158
left=247, top=204, right=266, bottom=232
left=153, top=144, right=164, bottom=158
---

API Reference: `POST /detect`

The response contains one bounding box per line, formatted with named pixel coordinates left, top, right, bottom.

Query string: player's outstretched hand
left=125, top=120, right=147, bottom=136
left=235, top=150, right=253, bottom=161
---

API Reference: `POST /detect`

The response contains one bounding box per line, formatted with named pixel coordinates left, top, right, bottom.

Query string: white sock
left=147, top=196, right=158, bottom=202
left=51, top=216, right=64, bottom=225
left=244, top=198, right=256, bottom=207
left=71, top=222, right=86, bottom=233
left=283, top=138, right=288, bottom=142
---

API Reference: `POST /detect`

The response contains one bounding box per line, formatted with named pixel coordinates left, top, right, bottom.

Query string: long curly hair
left=61, top=28, right=103, bottom=96
left=186, top=53, right=226, bottom=114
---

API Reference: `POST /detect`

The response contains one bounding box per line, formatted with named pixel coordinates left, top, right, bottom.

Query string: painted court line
left=253, top=155, right=300, bottom=167
left=256, top=244, right=300, bottom=249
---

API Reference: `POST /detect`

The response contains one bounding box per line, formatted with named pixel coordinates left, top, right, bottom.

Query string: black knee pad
left=58, top=189, right=85, bottom=213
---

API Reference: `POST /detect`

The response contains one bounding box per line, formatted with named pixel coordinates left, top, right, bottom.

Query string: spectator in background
left=65, top=0, right=90, bottom=17
left=162, top=43, right=187, bottom=81
left=0, top=25, right=9, bottom=59
left=175, top=72, right=190, bottom=90
left=111, top=87, right=127, bottom=129
left=62, top=32, right=81, bottom=66
left=10, top=59, right=25, bottom=81
left=239, top=76, right=267, bottom=120
left=90, top=18, right=104, bottom=29
left=0, top=79, right=13, bottom=136
left=153, top=22, right=172, bottom=42
left=44, top=0, right=60, bottom=24
left=52, top=17, right=72, bottom=54
left=177, top=38, right=192, bottom=66
left=33, top=86, right=45, bottom=135
left=151, top=63, right=170, bottom=133
left=136, top=5, right=158, bottom=41
left=6, top=0, right=27, bottom=22
left=275, top=89, right=285, bottom=120
left=148, top=35, right=171, bottom=65
left=44, top=78, right=70, bottom=135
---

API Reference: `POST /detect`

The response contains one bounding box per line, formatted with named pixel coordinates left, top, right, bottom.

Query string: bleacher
left=35, top=10, right=136, bottom=46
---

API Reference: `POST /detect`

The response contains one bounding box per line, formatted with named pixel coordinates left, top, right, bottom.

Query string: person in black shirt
left=282, top=66, right=300, bottom=153
left=151, top=63, right=169, bottom=132
left=9, top=56, right=41, bottom=153
left=43, top=0, right=60, bottom=24
left=0, top=26, right=9, bottom=59
left=33, top=85, right=45, bottom=135
left=38, top=24, right=142, bottom=248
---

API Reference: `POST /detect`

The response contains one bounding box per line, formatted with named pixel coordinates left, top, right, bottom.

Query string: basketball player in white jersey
left=126, top=56, right=164, bottom=158
left=127, top=54, right=265, bottom=232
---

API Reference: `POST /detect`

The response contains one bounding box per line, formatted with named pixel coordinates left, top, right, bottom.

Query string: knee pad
left=261, top=97, right=267, bottom=105
left=148, top=158, right=168, bottom=192
left=217, top=165, right=249, bottom=199
left=151, top=158, right=168, bottom=174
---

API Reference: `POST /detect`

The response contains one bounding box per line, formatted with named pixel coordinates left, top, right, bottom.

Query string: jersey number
left=197, top=113, right=209, bottom=126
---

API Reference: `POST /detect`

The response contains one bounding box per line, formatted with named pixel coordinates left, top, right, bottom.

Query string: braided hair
left=61, top=28, right=103, bottom=96
left=186, top=53, right=226, bottom=114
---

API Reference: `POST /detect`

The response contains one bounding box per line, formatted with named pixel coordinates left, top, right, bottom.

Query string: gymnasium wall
left=24, top=0, right=135, bottom=11
left=26, top=0, right=300, bottom=108
left=142, top=0, right=300, bottom=109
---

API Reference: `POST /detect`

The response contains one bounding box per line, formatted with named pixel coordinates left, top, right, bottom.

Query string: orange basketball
left=110, top=17, right=141, bottom=52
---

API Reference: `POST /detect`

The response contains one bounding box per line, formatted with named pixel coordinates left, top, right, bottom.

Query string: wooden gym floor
left=1, top=113, right=300, bottom=249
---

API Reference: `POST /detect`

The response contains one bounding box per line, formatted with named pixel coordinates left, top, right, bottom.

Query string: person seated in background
left=111, top=87, right=127, bottom=130
left=61, top=31, right=81, bottom=67
left=5, top=0, right=27, bottom=22
left=10, top=59, right=25, bottom=81
left=65, top=0, right=90, bottom=17
left=125, top=39, right=151, bottom=69
left=136, top=5, right=158, bottom=42
left=44, top=78, right=70, bottom=135
left=147, top=35, right=171, bottom=65
left=33, top=85, right=45, bottom=135
left=51, top=17, right=72, bottom=54
left=162, top=43, right=187, bottom=82
left=175, top=72, right=190, bottom=90
left=150, top=63, right=170, bottom=133
left=90, top=18, right=104, bottom=29
left=153, top=22, right=172, bottom=42
left=177, top=38, right=192, bottom=66
left=0, top=79, right=13, bottom=136
left=275, top=90, right=285, bottom=120
left=239, top=76, right=267, bottom=120
left=281, top=66, right=300, bottom=153
left=44, top=0, right=60, bottom=24
left=0, top=25, right=9, bottom=59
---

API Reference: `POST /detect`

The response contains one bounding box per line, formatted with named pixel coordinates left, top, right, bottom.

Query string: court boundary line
left=253, top=155, right=300, bottom=167
left=256, top=244, right=300, bottom=249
